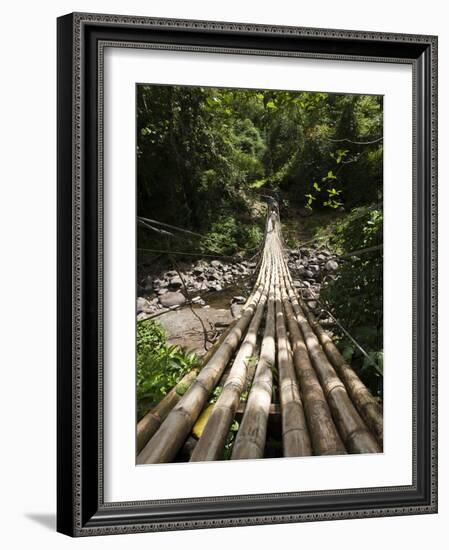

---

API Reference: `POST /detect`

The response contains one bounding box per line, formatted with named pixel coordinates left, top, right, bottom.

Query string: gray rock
left=303, top=269, right=314, bottom=279
left=210, top=260, right=223, bottom=269
left=193, top=265, right=204, bottom=275
left=325, top=260, right=339, bottom=272
left=206, top=268, right=220, bottom=281
left=152, top=278, right=162, bottom=289
left=231, top=303, right=243, bottom=318
left=191, top=296, right=206, bottom=306
left=159, top=292, right=186, bottom=308
left=137, top=297, right=152, bottom=314
left=232, top=296, right=246, bottom=304
left=157, top=288, right=168, bottom=296
left=168, top=275, right=183, bottom=289
left=207, top=281, right=223, bottom=292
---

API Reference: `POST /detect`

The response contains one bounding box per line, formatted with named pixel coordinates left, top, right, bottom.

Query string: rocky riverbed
left=136, top=246, right=340, bottom=353
left=137, top=258, right=257, bottom=319
left=286, top=246, right=339, bottom=315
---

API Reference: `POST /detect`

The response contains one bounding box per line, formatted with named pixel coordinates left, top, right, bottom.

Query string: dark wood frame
left=57, top=12, right=438, bottom=537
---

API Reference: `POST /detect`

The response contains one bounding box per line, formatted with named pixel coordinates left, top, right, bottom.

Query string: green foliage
left=209, top=386, right=223, bottom=404
left=137, top=85, right=383, bottom=255
left=223, top=420, right=240, bottom=459
left=136, top=320, right=199, bottom=419
left=199, top=214, right=263, bottom=255
left=320, top=207, right=383, bottom=394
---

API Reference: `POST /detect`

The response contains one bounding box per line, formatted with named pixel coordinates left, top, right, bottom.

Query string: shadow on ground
left=25, top=513, right=56, bottom=531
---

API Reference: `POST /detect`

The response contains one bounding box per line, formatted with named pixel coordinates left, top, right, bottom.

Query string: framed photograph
left=57, top=12, right=438, bottom=536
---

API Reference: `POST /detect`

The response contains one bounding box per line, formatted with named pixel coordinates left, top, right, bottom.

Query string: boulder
left=207, top=281, right=223, bottom=292
left=137, top=297, right=152, bottom=314
left=231, top=303, right=243, bottom=318
left=168, top=275, right=183, bottom=289
left=325, top=260, right=339, bottom=272
left=210, top=260, right=223, bottom=269
left=232, top=296, right=246, bottom=304
left=159, top=292, right=186, bottom=308
left=206, top=268, right=220, bottom=281
left=193, top=265, right=204, bottom=275
left=153, top=278, right=168, bottom=289
left=191, top=296, right=206, bottom=306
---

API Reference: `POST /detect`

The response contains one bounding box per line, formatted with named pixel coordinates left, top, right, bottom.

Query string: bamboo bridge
left=137, top=204, right=383, bottom=463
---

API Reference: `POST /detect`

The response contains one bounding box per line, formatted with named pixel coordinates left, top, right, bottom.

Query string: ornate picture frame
left=57, top=12, right=437, bottom=536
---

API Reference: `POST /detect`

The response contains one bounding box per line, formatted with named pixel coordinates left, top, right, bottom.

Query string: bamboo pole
left=136, top=368, right=198, bottom=453
left=189, top=260, right=271, bottom=462
left=232, top=245, right=276, bottom=460
left=274, top=251, right=312, bottom=457
left=283, top=262, right=380, bottom=454
left=137, top=245, right=271, bottom=464
left=136, top=306, right=245, bottom=453
left=279, top=256, right=347, bottom=455
left=137, top=207, right=383, bottom=463
left=299, top=301, right=383, bottom=446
